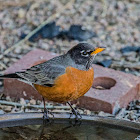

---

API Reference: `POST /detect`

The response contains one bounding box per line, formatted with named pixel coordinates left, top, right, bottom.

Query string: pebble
left=126, top=56, right=138, bottom=62
left=77, top=109, right=84, bottom=114
left=3, top=58, right=9, bottom=63
left=6, top=96, right=11, bottom=101
left=36, top=100, right=41, bottom=105
left=4, top=106, right=12, bottom=112
left=84, top=110, right=91, bottom=115
left=98, top=111, right=113, bottom=117
left=123, top=52, right=137, bottom=57
left=18, top=9, right=26, bottom=19
left=25, top=100, right=29, bottom=104
left=20, top=98, right=26, bottom=105
left=23, top=91, right=27, bottom=97
left=14, top=47, right=21, bottom=54
left=38, top=40, right=50, bottom=50
left=0, top=109, right=5, bottom=114
left=30, top=99, right=36, bottom=105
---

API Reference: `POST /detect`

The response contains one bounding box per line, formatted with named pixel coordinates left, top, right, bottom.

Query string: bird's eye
left=82, top=51, right=87, bottom=55
left=81, top=51, right=89, bottom=57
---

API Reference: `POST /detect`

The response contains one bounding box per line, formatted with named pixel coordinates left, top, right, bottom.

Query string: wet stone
left=120, top=46, right=140, bottom=54
left=66, top=25, right=97, bottom=41
left=95, top=59, right=112, bottom=68
left=28, top=21, right=60, bottom=42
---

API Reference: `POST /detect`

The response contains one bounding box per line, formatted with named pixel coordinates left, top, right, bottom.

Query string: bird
left=0, top=43, right=105, bottom=120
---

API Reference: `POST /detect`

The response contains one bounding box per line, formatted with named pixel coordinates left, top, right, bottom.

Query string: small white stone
left=18, top=9, right=26, bottom=19
left=4, top=106, right=12, bottom=112
left=20, top=98, right=26, bottom=105
left=0, top=110, right=5, bottom=114
left=30, top=99, right=36, bottom=105
left=6, top=96, right=11, bottom=101
left=23, top=91, right=27, bottom=96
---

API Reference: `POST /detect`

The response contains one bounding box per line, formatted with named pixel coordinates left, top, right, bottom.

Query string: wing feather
left=16, top=56, right=66, bottom=86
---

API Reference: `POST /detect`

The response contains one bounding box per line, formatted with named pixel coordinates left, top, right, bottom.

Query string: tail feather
left=0, top=73, right=21, bottom=79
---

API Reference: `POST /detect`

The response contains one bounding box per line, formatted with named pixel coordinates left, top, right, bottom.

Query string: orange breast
left=34, top=67, right=94, bottom=103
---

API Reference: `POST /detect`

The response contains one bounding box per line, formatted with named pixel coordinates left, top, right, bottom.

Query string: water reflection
left=0, top=121, right=139, bottom=140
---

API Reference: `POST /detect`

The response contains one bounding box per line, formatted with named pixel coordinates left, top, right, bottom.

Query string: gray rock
left=0, top=109, right=5, bottom=114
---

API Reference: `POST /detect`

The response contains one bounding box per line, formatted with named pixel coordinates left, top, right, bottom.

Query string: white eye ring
left=81, top=50, right=89, bottom=57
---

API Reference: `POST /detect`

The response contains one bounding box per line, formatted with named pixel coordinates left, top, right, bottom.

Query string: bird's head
left=67, top=43, right=105, bottom=69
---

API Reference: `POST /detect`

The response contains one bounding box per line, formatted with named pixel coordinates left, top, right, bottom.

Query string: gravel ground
left=0, top=0, right=140, bottom=74
left=0, top=96, right=140, bottom=123
left=0, top=0, right=140, bottom=122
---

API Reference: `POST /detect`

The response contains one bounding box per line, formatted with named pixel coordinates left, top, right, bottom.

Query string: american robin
left=0, top=43, right=105, bottom=120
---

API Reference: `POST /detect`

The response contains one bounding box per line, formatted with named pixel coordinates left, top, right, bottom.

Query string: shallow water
left=0, top=122, right=139, bottom=140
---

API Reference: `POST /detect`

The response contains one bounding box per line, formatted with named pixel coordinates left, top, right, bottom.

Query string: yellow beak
left=91, top=47, right=105, bottom=56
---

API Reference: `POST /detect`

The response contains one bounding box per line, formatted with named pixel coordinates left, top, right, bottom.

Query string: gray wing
left=16, top=56, right=66, bottom=86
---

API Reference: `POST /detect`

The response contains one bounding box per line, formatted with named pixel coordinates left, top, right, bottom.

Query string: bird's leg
left=42, top=97, right=54, bottom=121
left=67, top=102, right=82, bottom=121
left=42, top=97, right=49, bottom=120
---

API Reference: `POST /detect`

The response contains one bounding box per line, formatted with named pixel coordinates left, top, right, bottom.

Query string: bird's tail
left=0, top=73, right=21, bottom=79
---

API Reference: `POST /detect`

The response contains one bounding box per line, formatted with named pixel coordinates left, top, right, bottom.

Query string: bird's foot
left=69, top=107, right=82, bottom=121
left=67, top=102, right=82, bottom=125
left=43, top=108, right=54, bottom=122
